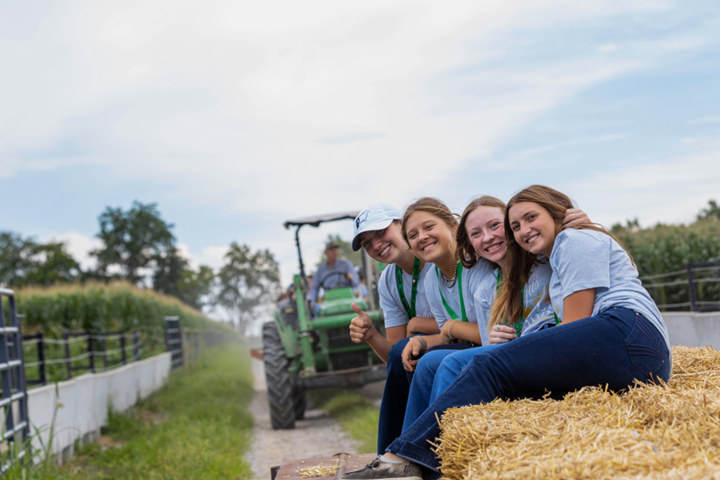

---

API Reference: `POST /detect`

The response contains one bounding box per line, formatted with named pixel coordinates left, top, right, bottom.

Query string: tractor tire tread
left=263, top=322, right=295, bottom=430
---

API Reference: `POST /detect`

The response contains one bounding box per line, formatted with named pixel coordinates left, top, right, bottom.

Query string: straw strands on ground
left=435, top=346, right=720, bottom=480
left=297, top=461, right=339, bottom=478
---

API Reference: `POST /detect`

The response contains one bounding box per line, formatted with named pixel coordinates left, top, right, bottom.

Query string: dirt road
left=245, top=357, right=365, bottom=480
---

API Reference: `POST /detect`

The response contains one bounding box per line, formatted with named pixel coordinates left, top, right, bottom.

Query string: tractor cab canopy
left=283, top=211, right=363, bottom=307
left=283, top=211, right=359, bottom=229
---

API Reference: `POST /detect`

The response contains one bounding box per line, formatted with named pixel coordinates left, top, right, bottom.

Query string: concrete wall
left=28, top=352, right=172, bottom=461
left=663, top=311, right=720, bottom=349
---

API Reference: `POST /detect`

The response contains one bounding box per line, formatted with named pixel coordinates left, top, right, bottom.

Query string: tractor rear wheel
left=262, top=322, right=295, bottom=429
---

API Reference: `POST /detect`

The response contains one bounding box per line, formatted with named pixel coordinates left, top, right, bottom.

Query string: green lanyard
left=396, top=257, right=421, bottom=319
left=435, top=264, right=467, bottom=322
left=496, top=270, right=524, bottom=335
left=495, top=270, right=561, bottom=330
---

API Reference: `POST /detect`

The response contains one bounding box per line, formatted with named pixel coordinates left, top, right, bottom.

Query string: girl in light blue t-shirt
left=369, top=186, right=671, bottom=477
left=399, top=197, right=494, bottom=371
left=398, top=196, right=588, bottom=430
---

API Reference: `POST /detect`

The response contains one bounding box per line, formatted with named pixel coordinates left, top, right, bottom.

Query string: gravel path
left=245, top=358, right=361, bottom=480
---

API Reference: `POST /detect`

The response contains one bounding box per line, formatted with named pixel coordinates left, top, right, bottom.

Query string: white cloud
left=3, top=0, right=719, bottom=288
left=566, top=146, right=720, bottom=228
left=598, top=43, right=618, bottom=53
left=1, top=0, right=709, bottom=217
left=41, top=231, right=102, bottom=270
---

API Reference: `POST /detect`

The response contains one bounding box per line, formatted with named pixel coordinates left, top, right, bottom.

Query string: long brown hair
left=489, top=185, right=628, bottom=329
left=401, top=197, right=458, bottom=246
left=456, top=196, right=507, bottom=269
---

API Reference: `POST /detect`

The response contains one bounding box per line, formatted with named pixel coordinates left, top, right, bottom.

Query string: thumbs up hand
left=349, top=303, right=376, bottom=344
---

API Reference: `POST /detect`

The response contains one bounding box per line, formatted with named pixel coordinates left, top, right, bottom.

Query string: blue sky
left=2, top=0, right=719, bottom=294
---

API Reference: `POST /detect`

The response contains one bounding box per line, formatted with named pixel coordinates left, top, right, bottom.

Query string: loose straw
left=435, top=346, right=720, bottom=480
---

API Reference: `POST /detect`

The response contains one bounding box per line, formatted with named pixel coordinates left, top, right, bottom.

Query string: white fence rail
left=28, top=352, right=172, bottom=461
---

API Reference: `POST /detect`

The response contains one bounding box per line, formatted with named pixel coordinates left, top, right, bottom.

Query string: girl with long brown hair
left=344, top=185, right=670, bottom=480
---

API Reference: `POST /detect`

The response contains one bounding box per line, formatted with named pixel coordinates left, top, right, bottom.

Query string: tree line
left=0, top=201, right=281, bottom=332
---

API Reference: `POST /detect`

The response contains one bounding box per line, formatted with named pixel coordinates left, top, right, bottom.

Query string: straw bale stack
left=435, top=346, right=720, bottom=480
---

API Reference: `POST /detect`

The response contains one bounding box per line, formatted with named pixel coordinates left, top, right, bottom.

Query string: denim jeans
left=402, top=343, right=480, bottom=433
left=376, top=337, right=412, bottom=454
left=386, top=308, right=670, bottom=472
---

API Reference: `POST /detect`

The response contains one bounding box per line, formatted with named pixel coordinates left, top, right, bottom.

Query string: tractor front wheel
left=262, top=322, right=295, bottom=429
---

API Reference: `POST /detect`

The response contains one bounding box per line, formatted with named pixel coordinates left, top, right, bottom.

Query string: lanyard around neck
left=435, top=264, right=467, bottom=322
left=396, top=257, right=421, bottom=319
left=496, top=269, right=524, bottom=335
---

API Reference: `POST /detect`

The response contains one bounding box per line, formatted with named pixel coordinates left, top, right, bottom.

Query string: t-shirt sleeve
left=378, top=267, right=410, bottom=329
left=424, top=267, right=448, bottom=328
left=471, top=266, right=497, bottom=343
left=551, top=230, right=611, bottom=301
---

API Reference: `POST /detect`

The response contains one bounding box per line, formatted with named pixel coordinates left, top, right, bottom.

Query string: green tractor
left=262, top=212, right=386, bottom=429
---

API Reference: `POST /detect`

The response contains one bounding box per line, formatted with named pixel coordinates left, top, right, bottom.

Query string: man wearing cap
left=309, top=242, right=359, bottom=309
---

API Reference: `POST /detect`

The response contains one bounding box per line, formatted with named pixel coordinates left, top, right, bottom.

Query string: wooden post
left=133, top=331, right=140, bottom=361
left=102, top=333, right=109, bottom=371
left=87, top=331, right=95, bottom=373
left=687, top=263, right=699, bottom=312
left=37, top=332, right=46, bottom=386
left=194, top=331, right=199, bottom=363
left=63, top=330, right=72, bottom=380
left=120, top=333, right=127, bottom=365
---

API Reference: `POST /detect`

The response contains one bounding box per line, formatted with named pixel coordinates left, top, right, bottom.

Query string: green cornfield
left=4, top=282, right=236, bottom=382
left=613, top=218, right=720, bottom=310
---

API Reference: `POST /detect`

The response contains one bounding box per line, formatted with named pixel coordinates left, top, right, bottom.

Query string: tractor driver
left=309, top=242, right=359, bottom=309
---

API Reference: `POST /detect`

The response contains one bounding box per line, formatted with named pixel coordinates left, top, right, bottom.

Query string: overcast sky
left=2, top=0, right=719, bottom=290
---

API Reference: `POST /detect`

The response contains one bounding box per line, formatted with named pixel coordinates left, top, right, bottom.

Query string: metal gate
left=0, top=288, right=30, bottom=471
left=163, top=316, right=184, bottom=372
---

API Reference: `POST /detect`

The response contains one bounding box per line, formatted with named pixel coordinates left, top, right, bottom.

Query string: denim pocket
left=624, top=313, right=668, bottom=380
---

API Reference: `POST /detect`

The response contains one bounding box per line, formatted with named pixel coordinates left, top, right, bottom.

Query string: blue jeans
left=376, top=337, right=412, bottom=454
left=386, top=308, right=670, bottom=472
left=402, top=343, right=481, bottom=433
left=377, top=340, right=474, bottom=453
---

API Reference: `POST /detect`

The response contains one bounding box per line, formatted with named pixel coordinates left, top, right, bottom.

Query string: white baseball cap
left=352, top=203, right=402, bottom=251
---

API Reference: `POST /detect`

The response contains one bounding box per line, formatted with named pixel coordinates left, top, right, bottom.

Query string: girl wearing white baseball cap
left=349, top=203, right=440, bottom=456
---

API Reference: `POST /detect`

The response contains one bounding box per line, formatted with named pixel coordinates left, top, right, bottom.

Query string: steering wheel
left=319, top=270, right=352, bottom=290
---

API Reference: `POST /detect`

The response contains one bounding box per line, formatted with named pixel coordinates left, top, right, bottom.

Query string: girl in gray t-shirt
left=348, top=203, right=439, bottom=364
left=372, top=187, right=671, bottom=475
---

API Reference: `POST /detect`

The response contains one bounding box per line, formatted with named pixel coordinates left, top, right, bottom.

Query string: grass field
left=40, top=346, right=255, bottom=480
left=309, top=389, right=380, bottom=454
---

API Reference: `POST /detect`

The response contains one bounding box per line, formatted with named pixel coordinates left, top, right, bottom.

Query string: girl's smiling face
left=465, top=206, right=506, bottom=264
left=508, top=201, right=557, bottom=257
left=404, top=210, right=456, bottom=264
left=357, top=222, right=406, bottom=265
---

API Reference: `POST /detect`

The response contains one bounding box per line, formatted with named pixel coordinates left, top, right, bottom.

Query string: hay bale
left=435, top=346, right=720, bottom=480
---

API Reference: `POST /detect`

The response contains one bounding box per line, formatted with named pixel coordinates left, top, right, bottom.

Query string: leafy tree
left=176, top=266, right=215, bottom=310
left=213, top=243, right=280, bottom=333
left=698, top=199, right=720, bottom=222
left=0, top=232, right=36, bottom=287
left=92, top=202, right=175, bottom=285
left=152, top=245, right=188, bottom=297
left=316, top=234, right=362, bottom=268
left=0, top=233, right=80, bottom=287
left=23, top=242, right=80, bottom=286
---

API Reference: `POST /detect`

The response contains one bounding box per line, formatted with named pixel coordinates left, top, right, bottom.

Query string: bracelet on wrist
left=447, top=320, right=456, bottom=341
left=418, top=336, right=428, bottom=355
